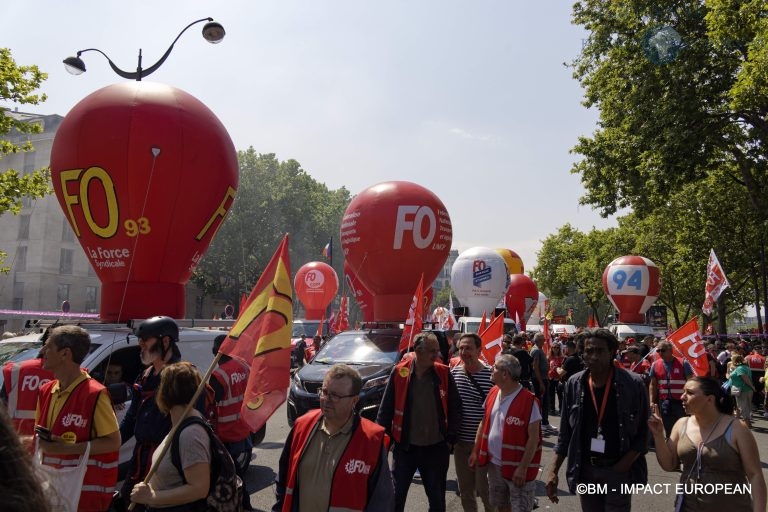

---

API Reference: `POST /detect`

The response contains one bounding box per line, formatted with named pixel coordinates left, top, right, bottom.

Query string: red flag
left=480, top=312, right=505, bottom=363
left=587, top=313, right=597, bottom=328
left=702, top=249, right=729, bottom=315
left=218, top=235, right=292, bottom=431
left=337, top=294, right=350, bottom=332
left=238, top=292, right=247, bottom=319
left=478, top=311, right=488, bottom=334
left=317, top=311, right=325, bottom=337
left=667, top=317, right=709, bottom=377
left=399, top=275, right=424, bottom=353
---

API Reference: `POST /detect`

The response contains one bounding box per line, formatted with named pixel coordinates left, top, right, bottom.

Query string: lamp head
left=202, top=21, right=225, bottom=43
left=63, top=55, right=86, bottom=75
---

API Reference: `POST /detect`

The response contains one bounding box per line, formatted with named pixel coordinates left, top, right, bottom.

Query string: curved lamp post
left=63, top=17, right=225, bottom=80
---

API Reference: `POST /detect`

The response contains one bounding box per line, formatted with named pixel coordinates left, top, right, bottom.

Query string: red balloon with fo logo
left=340, top=181, right=452, bottom=322
left=602, top=255, right=662, bottom=324
left=50, top=82, right=238, bottom=322
left=294, top=262, right=339, bottom=320
left=344, top=261, right=374, bottom=322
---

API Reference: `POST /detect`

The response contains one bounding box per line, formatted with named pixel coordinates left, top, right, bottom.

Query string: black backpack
left=171, top=416, right=243, bottom=512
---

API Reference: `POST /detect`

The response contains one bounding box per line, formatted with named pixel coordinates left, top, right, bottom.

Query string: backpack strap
left=170, top=415, right=213, bottom=484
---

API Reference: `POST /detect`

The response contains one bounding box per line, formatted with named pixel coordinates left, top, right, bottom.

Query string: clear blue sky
left=3, top=0, right=619, bottom=271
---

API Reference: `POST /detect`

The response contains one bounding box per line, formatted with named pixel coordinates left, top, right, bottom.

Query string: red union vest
left=652, top=357, right=686, bottom=401
left=212, top=358, right=252, bottom=442
left=747, top=352, right=765, bottom=371
left=391, top=359, right=449, bottom=443
left=476, top=385, right=542, bottom=482
left=283, top=409, right=385, bottom=512
left=2, top=358, right=53, bottom=435
left=38, top=377, right=118, bottom=512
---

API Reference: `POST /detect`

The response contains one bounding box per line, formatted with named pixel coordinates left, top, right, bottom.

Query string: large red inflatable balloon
left=504, top=274, right=539, bottom=330
left=294, top=262, right=339, bottom=320
left=51, top=82, right=238, bottom=322
left=344, top=261, right=375, bottom=322
left=341, top=181, right=452, bottom=321
left=602, top=255, right=662, bottom=324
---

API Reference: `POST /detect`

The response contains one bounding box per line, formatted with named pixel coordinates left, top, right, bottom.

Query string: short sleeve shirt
left=486, top=387, right=541, bottom=465
left=149, top=419, right=210, bottom=492
left=37, top=372, right=119, bottom=438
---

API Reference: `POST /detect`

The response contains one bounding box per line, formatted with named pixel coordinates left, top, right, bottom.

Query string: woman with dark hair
left=547, top=343, right=564, bottom=414
left=0, top=404, right=50, bottom=512
left=649, top=376, right=766, bottom=511
left=130, top=362, right=211, bottom=511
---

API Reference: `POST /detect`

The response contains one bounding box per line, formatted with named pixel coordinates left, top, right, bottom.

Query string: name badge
left=590, top=437, right=606, bottom=453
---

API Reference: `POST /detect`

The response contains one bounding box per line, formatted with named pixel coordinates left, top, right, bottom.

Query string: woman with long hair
left=649, top=376, right=766, bottom=511
left=546, top=342, right=564, bottom=414
left=0, top=403, right=50, bottom=512
left=130, top=362, right=211, bottom=511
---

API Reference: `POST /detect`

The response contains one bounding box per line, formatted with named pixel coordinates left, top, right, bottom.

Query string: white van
left=457, top=316, right=519, bottom=335
left=608, top=323, right=656, bottom=341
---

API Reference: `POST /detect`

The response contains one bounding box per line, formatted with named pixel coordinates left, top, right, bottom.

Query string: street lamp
left=63, top=17, right=225, bottom=81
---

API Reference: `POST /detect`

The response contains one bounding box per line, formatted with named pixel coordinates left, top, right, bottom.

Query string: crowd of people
left=2, top=321, right=768, bottom=511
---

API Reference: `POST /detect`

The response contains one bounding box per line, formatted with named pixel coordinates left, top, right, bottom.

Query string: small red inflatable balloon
left=344, top=261, right=374, bottom=322
left=602, top=255, right=662, bottom=324
left=504, top=274, right=539, bottom=330
left=294, top=262, right=339, bottom=320
left=51, top=82, right=238, bottom=322
left=341, top=181, right=452, bottom=321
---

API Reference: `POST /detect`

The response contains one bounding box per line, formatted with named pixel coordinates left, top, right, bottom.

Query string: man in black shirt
left=558, top=341, right=583, bottom=385
left=508, top=334, right=534, bottom=390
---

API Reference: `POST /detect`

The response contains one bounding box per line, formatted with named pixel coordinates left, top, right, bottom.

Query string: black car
left=286, top=327, right=452, bottom=426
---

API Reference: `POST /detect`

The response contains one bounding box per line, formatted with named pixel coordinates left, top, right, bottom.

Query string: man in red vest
left=469, top=354, right=541, bottom=512
left=377, top=331, right=461, bottom=512
left=211, top=334, right=255, bottom=510
left=648, top=340, right=692, bottom=437
left=274, top=364, right=393, bottom=511
left=35, top=325, right=120, bottom=512
left=1, top=354, right=53, bottom=436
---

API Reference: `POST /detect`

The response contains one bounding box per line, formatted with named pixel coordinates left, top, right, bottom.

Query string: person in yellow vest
left=377, top=331, right=461, bottom=512
left=35, top=325, right=121, bottom=512
left=469, top=354, right=541, bottom=512
left=274, top=364, right=393, bottom=511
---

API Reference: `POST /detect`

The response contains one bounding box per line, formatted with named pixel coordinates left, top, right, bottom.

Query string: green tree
left=0, top=48, right=50, bottom=271
left=571, top=1, right=768, bottom=222
left=192, top=149, right=351, bottom=311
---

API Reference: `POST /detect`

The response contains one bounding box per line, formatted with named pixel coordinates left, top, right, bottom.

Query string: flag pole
left=127, top=352, right=223, bottom=510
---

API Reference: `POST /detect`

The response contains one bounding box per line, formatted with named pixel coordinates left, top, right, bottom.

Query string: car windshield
left=0, top=342, right=43, bottom=365
left=292, top=322, right=328, bottom=337
left=313, top=331, right=400, bottom=365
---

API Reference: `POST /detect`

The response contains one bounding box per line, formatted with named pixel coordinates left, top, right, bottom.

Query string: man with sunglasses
left=274, top=364, right=393, bottom=512
left=649, top=340, right=693, bottom=438
left=35, top=325, right=121, bottom=512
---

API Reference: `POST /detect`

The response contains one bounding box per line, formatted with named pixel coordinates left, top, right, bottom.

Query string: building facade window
left=62, top=219, right=75, bottom=242
left=60, top=248, right=73, bottom=275
left=15, top=246, right=27, bottom=272
left=85, top=286, right=98, bottom=313
left=57, top=283, right=70, bottom=308
left=18, top=215, right=30, bottom=240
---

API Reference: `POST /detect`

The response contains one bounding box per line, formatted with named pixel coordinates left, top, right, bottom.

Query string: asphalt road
left=242, top=402, right=768, bottom=511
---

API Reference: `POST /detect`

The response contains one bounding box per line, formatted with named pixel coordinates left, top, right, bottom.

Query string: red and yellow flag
left=218, top=234, right=292, bottom=432
left=667, top=317, right=709, bottom=377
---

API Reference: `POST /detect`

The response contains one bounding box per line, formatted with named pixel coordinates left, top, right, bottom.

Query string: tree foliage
left=571, top=0, right=768, bottom=221
left=192, top=149, right=351, bottom=310
left=0, top=48, right=50, bottom=272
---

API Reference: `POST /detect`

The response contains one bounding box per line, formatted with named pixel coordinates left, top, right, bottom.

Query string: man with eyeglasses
left=544, top=328, right=649, bottom=512
left=377, top=331, right=461, bottom=512
left=274, top=364, right=393, bottom=512
left=649, top=340, right=692, bottom=438
left=469, top=354, right=541, bottom=512
left=35, top=325, right=121, bottom=512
